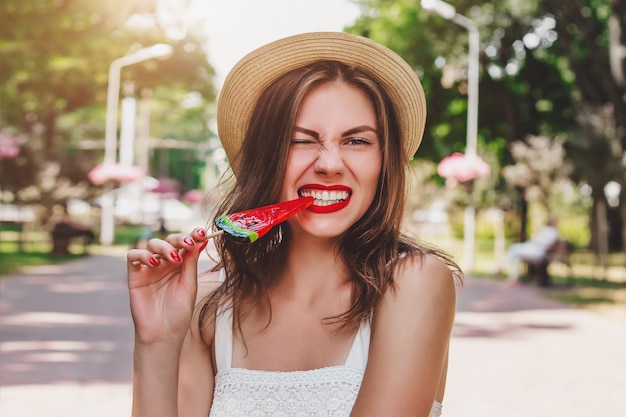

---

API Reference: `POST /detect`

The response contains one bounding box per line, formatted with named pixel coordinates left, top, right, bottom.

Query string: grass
left=0, top=247, right=87, bottom=275
left=0, top=238, right=89, bottom=275
left=0, top=225, right=147, bottom=275
left=541, top=272, right=626, bottom=323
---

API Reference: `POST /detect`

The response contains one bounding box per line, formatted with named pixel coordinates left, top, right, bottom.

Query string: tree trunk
left=518, top=188, right=528, bottom=242
left=41, top=111, right=58, bottom=160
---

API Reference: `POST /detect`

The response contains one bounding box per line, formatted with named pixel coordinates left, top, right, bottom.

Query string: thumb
left=180, top=240, right=209, bottom=288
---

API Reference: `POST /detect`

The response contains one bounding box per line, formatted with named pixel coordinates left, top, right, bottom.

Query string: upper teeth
left=300, top=190, right=349, bottom=205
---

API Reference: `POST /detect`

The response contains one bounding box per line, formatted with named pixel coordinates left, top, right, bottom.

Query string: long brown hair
left=199, top=61, right=461, bottom=335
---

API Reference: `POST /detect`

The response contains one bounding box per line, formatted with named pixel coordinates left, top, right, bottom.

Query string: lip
left=298, top=183, right=352, bottom=214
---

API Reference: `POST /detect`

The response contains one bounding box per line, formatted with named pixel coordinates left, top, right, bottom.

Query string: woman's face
left=281, top=80, right=382, bottom=240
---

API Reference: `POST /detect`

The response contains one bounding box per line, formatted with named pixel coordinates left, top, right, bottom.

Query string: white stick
left=206, top=230, right=224, bottom=239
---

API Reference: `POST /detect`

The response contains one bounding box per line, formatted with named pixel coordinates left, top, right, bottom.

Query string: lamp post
left=100, top=44, right=174, bottom=245
left=422, top=0, right=480, bottom=270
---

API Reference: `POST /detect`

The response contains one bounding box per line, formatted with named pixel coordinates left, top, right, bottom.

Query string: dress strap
left=214, top=271, right=232, bottom=372
left=344, top=320, right=370, bottom=370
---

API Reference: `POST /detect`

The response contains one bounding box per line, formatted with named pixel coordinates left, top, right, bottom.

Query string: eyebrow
left=294, top=125, right=378, bottom=139
left=343, top=125, right=378, bottom=137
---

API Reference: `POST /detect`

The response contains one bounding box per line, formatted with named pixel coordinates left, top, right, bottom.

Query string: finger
left=178, top=236, right=208, bottom=288
left=190, top=227, right=209, bottom=242
left=127, top=249, right=161, bottom=268
left=145, top=238, right=183, bottom=264
left=165, top=232, right=200, bottom=249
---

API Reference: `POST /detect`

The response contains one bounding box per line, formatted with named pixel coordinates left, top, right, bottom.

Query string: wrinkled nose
left=314, top=144, right=344, bottom=177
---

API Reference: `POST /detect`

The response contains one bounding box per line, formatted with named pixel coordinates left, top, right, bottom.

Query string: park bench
left=51, top=221, right=95, bottom=255
left=522, top=238, right=573, bottom=287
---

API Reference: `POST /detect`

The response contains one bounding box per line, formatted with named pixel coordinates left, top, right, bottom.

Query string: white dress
left=209, top=302, right=443, bottom=417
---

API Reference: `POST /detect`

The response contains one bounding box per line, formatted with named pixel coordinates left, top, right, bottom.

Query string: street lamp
left=100, top=43, right=174, bottom=245
left=422, top=0, right=478, bottom=156
left=422, top=0, right=480, bottom=269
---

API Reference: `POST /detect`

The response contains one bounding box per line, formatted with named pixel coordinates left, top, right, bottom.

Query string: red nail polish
left=184, top=237, right=195, bottom=245
left=199, top=241, right=208, bottom=253
left=149, top=257, right=159, bottom=266
left=197, top=228, right=206, bottom=237
left=170, top=251, right=181, bottom=262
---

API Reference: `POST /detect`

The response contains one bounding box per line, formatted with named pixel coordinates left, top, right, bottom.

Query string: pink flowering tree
left=437, top=152, right=491, bottom=188
left=0, top=134, right=20, bottom=160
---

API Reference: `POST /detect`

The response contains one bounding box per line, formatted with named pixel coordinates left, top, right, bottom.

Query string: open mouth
left=298, top=188, right=351, bottom=207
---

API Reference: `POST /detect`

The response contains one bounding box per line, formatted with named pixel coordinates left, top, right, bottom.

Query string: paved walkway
left=1, top=252, right=625, bottom=416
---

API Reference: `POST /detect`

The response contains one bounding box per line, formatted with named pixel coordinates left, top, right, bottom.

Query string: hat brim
left=217, top=31, right=426, bottom=175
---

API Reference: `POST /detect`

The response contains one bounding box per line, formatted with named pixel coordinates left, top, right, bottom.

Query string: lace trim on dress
left=210, top=366, right=443, bottom=417
left=210, top=366, right=364, bottom=417
left=431, top=400, right=443, bottom=416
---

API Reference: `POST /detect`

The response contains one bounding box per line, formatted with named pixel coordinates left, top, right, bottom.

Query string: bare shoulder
left=390, top=252, right=457, bottom=303
left=374, top=251, right=457, bottom=342
left=375, top=252, right=457, bottom=338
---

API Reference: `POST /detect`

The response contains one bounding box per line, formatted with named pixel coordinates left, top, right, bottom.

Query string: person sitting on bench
left=498, top=216, right=559, bottom=285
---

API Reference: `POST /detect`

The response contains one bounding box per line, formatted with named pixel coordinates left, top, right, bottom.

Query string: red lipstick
left=298, top=184, right=352, bottom=214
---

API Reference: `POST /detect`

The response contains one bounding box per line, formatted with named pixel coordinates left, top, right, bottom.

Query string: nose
left=314, top=143, right=344, bottom=177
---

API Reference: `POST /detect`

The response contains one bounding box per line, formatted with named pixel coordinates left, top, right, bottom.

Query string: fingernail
left=170, top=251, right=181, bottom=262
left=149, top=257, right=159, bottom=266
left=183, top=237, right=195, bottom=245
left=197, top=228, right=206, bottom=237
left=199, top=241, right=208, bottom=253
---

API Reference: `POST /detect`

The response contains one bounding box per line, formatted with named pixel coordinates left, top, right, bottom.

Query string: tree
left=502, top=134, right=572, bottom=214
left=541, top=0, right=626, bottom=253
left=346, top=1, right=573, bottom=238
left=0, top=0, right=215, bottom=226
left=348, top=0, right=626, bottom=252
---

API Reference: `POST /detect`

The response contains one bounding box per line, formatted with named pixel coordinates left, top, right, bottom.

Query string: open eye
left=345, top=137, right=374, bottom=146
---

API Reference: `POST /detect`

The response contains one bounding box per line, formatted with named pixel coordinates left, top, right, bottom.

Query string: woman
left=128, top=32, right=462, bottom=417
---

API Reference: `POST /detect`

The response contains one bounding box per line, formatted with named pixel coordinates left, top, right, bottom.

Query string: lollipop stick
left=202, top=230, right=224, bottom=258
left=206, top=230, right=224, bottom=239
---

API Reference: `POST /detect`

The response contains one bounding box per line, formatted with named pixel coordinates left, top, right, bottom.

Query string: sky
left=192, top=0, right=362, bottom=88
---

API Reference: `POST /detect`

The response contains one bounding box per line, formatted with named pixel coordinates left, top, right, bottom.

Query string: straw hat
left=217, top=31, right=426, bottom=174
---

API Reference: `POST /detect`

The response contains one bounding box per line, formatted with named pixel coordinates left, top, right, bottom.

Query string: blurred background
left=1, top=0, right=625, bottom=302
left=1, top=1, right=626, bottom=416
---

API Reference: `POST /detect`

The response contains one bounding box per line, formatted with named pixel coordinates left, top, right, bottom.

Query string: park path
left=1, top=252, right=625, bottom=417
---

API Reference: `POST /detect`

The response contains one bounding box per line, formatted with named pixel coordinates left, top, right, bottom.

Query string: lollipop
left=213, top=196, right=314, bottom=244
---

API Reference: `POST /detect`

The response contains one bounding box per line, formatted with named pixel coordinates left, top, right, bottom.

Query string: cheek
left=357, top=153, right=382, bottom=184
left=286, top=149, right=319, bottom=171
left=353, top=155, right=382, bottom=202
left=282, top=151, right=314, bottom=191
left=365, top=169, right=382, bottom=200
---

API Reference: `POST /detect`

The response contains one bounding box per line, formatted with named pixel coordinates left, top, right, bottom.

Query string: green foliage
left=112, top=225, right=150, bottom=246
left=0, top=249, right=86, bottom=276
left=0, top=224, right=144, bottom=275
left=0, top=225, right=85, bottom=275
left=349, top=0, right=626, bottom=253
left=346, top=0, right=469, bottom=160
left=557, top=216, right=591, bottom=249
left=0, top=0, right=216, bottom=226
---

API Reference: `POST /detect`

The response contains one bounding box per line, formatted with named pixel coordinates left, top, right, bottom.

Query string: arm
left=350, top=254, right=457, bottom=417
left=178, top=278, right=220, bottom=416
left=127, top=228, right=216, bottom=417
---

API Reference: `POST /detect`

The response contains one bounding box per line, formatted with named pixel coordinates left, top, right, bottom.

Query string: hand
left=127, top=227, right=210, bottom=346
